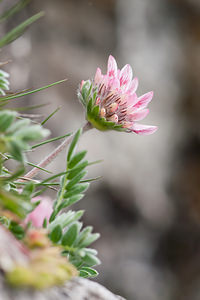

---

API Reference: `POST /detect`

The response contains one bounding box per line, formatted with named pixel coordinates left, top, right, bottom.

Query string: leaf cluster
left=50, top=129, right=88, bottom=219
left=49, top=210, right=100, bottom=278
left=0, top=109, right=101, bottom=280
left=0, top=182, right=37, bottom=239
left=0, top=110, right=49, bottom=162
left=47, top=129, right=101, bottom=278
left=0, top=110, right=101, bottom=279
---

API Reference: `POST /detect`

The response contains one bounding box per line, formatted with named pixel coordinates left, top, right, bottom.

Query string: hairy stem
left=24, top=122, right=92, bottom=180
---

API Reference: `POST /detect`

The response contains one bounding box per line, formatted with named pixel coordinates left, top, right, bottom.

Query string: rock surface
left=0, top=276, right=125, bottom=300
left=0, top=226, right=125, bottom=300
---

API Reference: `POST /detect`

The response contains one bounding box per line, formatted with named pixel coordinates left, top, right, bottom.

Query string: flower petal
left=126, top=93, right=138, bottom=107
left=94, top=67, right=103, bottom=84
left=107, top=55, right=118, bottom=78
left=131, top=123, right=158, bottom=135
left=134, top=91, right=154, bottom=110
left=25, top=197, right=53, bottom=228
left=127, top=109, right=149, bottom=121
left=119, top=64, right=133, bottom=90
left=128, top=77, right=138, bottom=94
left=108, top=77, right=120, bottom=90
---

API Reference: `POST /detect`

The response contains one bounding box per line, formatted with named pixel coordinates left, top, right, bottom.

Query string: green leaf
left=80, top=267, right=98, bottom=278
left=88, top=159, right=103, bottom=167
left=78, top=233, right=100, bottom=248
left=48, top=210, right=84, bottom=230
left=27, top=162, right=52, bottom=174
left=75, top=226, right=92, bottom=247
left=67, top=161, right=88, bottom=180
left=21, top=182, right=35, bottom=198
left=87, top=98, right=93, bottom=115
left=49, top=224, right=62, bottom=243
left=38, top=171, right=67, bottom=186
left=62, top=223, right=79, bottom=247
left=31, top=187, right=47, bottom=198
left=0, top=79, right=67, bottom=102
left=7, top=118, right=30, bottom=133
left=49, top=210, right=57, bottom=223
left=43, top=218, right=47, bottom=228
left=9, top=221, right=25, bottom=240
left=58, top=194, right=84, bottom=211
left=63, top=183, right=89, bottom=199
left=92, top=90, right=97, bottom=104
left=0, top=12, right=44, bottom=48
left=7, top=140, right=24, bottom=162
left=67, top=128, right=82, bottom=162
left=79, top=270, right=89, bottom=278
left=91, top=105, right=100, bottom=118
left=68, top=150, right=87, bottom=169
left=13, top=124, right=50, bottom=141
left=70, top=260, right=83, bottom=269
left=31, top=132, right=71, bottom=149
left=84, top=248, right=98, bottom=256
left=80, top=176, right=102, bottom=183
left=82, top=253, right=101, bottom=267
left=41, top=106, right=61, bottom=125
left=0, top=188, right=33, bottom=218
left=65, top=194, right=84, bottom=206
left=0, top=0, right=31, bottom=23
left=66, top=171, right=87, bottom=190
left=81, top=81, right=92, bottom=105
left=0, top=110, right=16, bottom=132
left=0, top=167, right=24, bottom=183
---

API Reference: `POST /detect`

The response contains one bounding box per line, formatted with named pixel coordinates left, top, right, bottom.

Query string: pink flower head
left=25, top=196, right=53, bottom=228
left=79, top=55, right=157, bottom=135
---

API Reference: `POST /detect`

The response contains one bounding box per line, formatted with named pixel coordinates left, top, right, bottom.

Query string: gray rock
left=0, top=226, right=125, bottom=300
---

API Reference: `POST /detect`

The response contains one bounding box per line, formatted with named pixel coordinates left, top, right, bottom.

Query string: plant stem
left=23, top=122, right=92, bottom=180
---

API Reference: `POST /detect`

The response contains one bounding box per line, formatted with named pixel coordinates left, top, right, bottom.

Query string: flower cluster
left=79, top=55, right=157, bottom=135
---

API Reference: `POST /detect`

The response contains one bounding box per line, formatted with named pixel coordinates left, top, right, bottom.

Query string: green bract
left=79, top=81, right=125, bottom=132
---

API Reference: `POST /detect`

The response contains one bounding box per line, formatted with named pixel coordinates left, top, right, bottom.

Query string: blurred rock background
left=1, top=0, right=200, bottom=299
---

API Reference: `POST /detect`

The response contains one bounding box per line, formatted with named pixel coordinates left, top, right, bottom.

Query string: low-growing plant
left=0, top=0, right=157, bottom=289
